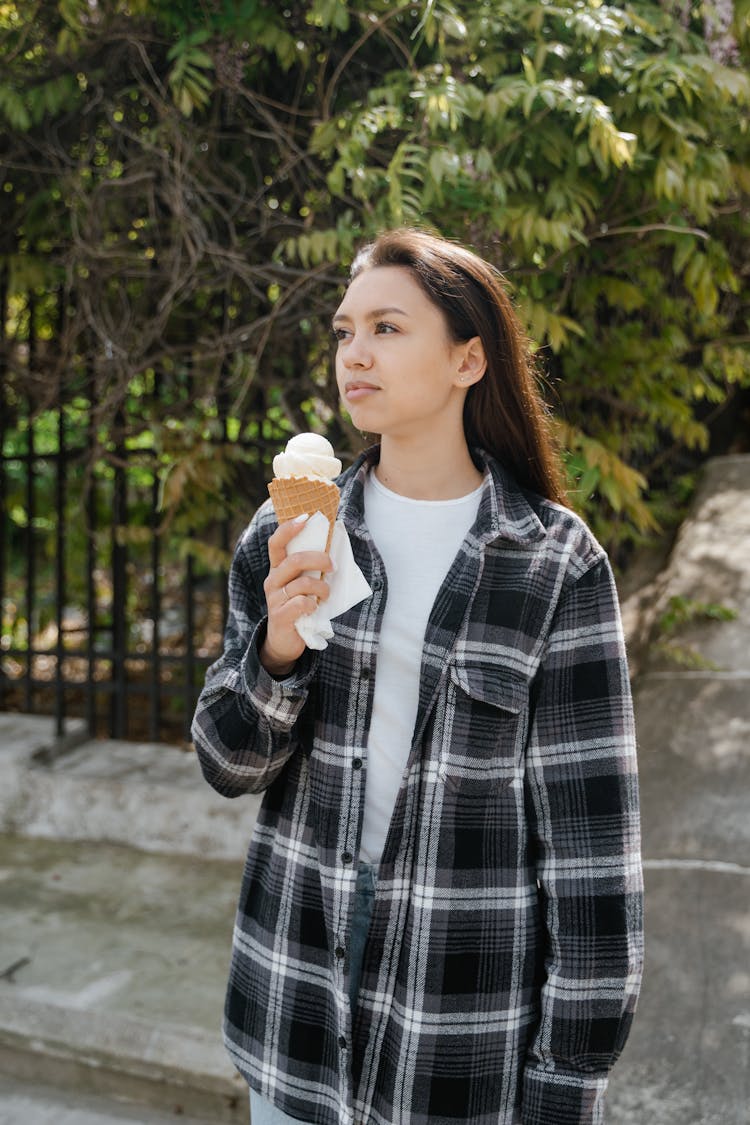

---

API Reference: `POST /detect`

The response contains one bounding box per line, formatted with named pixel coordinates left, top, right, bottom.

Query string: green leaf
left=0, top=86, right=31, bottom=130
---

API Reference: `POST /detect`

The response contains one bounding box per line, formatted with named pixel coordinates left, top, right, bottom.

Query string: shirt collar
left=337, top=444, right=547, bottom=546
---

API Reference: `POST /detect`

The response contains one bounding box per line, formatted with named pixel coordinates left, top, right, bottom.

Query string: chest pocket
left=439, top=659, right=529, bottom=796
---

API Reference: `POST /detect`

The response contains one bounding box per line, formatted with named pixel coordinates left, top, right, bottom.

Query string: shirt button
left=372, top=577, right=383, bottom=591
left=335, top=945, right=345, bottom=959
left=352, top=758, right=362, bottom=770
left=341, top=851, right=353, bottom=864
left=338, top=1035, right=347, bottom=1049
left=361, top=667, right=371, bottom=680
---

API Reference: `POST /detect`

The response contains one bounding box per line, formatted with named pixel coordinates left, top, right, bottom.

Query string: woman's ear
left=455, top=336, right=487, bottom=387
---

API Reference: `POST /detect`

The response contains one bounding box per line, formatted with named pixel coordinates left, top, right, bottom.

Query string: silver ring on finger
left=281, top=584, right=291, bottom=603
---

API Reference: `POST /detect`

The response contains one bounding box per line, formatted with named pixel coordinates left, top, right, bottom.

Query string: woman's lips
left=344, top=381, right=380, bottom=402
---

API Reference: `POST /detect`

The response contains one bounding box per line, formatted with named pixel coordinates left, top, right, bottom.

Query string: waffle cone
left=268, top=476, right=339, bottom=552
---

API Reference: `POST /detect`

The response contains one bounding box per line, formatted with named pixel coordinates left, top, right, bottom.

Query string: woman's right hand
left=260, top=517, right=333, bottom=676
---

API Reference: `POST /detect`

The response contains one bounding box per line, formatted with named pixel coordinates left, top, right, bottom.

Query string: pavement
left=1, top=454, right=749, bottom=1124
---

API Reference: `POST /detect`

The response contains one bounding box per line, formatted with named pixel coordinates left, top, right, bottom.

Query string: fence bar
left=0, top=397, right=5, bottom=712
left=147, top=367, right=162, bottom=741
left=218, top=361, right=230, bottom=629
left=0, top=264, right=7, bottom=711
left=182, top=360, right=196, bottom=739
left=24, top=292, right=36, bottom=713
left=110, top=407, right=128, bottom=738
left=54, top=298, right=66, bottom=738
left=85, top=364, right=97, bottom=736
left=149, top=474, right=161, bottom=742
left=184, top=551, right=195, bottom=740
left=55, top=400, right=66, bottom=736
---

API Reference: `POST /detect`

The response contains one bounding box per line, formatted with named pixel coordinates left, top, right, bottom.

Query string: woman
left=191, top=229, right=644, bottom=1125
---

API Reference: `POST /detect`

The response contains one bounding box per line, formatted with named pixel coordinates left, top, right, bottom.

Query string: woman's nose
left=341, top=332, right=373, bottom=369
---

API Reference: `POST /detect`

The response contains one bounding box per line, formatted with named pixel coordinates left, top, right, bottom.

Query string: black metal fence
left=0, top=368, right=255, bottom=745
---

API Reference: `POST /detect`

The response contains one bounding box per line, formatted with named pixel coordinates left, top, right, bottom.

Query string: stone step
left=0, top=1073, right=226, bottom=1125
left=0, top=713, right=259, bottom=862
left=0, top=834, right=248, bottom=1123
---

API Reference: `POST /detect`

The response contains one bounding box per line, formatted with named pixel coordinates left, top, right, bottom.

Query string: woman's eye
left=375, top=321, right=396, bottom=334
left=331, top=327, right=349, bottom=341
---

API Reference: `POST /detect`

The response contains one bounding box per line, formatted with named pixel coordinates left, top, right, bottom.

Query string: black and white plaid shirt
left=191, top=446, right=643, bottom=1125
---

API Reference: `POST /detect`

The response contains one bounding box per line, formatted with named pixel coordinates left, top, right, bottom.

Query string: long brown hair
left=349, top=228, right=568, bottom=505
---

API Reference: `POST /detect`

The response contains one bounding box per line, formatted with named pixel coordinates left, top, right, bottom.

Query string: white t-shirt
left=360, top=470, right=483, bottom=864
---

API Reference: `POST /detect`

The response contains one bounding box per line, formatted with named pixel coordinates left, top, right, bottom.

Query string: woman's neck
left=374, top=433, right=483, bottom=500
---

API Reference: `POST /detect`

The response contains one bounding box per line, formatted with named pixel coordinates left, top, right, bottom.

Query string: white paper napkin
left=284, top=511, right=373, bottom=650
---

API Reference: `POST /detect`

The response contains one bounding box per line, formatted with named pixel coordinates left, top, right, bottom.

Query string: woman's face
left=333, top=266, right=478, bottom=441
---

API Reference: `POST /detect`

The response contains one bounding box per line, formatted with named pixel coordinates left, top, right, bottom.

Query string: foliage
left=651, top=593, right=738, bottom=669
left=657, top=593, right=738, bottom=634
left=0, top=0, right=749, bottom=565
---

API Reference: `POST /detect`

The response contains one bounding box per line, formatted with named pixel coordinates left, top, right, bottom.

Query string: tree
left=1, top=0, right=749, bottom=557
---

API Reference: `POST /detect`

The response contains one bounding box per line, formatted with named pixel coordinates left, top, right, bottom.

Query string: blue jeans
left=347, top=860, right=377, bottom=1018
left=249, top=862, right=377, bottom=1125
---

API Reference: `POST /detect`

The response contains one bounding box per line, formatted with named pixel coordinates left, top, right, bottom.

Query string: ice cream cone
left=268, top=475, right=339, bottom=552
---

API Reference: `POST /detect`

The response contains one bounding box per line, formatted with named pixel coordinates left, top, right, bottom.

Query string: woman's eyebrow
left=331, top=306, right=409, bottom=324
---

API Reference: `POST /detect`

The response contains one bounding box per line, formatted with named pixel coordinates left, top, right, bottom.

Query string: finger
left=275, top=549, right=333, bottom=582
left=275, top=575, right=331, bottom=605
left=280, top=593, right=320, bottom=617
left=267, top=516, right=311, bottom=568
left=264, top=570, right=331, bottom=613
left=266, top=593, right=320, bottom=655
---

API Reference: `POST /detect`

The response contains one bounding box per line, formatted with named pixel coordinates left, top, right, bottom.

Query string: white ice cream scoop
left=272, top=433, right=342, bottom=480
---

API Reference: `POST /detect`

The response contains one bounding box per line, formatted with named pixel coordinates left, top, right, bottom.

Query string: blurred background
left=1, top=0, right=748, bottom=742
left=0, top=2, right=748, bottom=1123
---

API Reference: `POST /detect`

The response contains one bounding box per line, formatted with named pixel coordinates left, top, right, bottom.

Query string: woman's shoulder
left=516, top=481, right=608, bottom=578
left=484, top=452, right=606, bottom=574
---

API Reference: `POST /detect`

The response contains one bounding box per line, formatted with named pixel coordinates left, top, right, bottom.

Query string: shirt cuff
left=522, top=1065, right=608, bottom=1125
left=241, top=618, right=319, bottom=730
